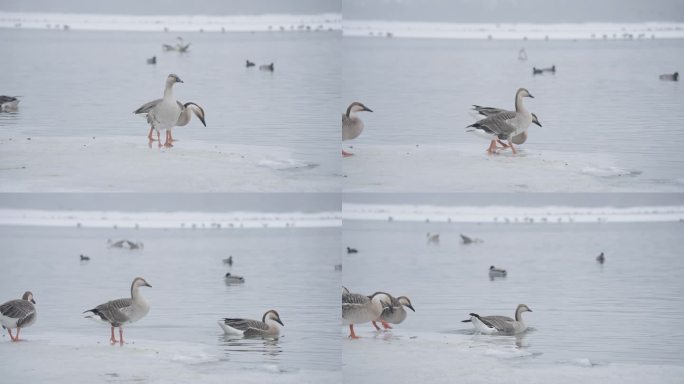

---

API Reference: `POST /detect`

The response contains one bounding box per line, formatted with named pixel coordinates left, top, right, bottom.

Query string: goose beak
left=276, top=318, right=284, bottom=326
left=365, top=107, right=373, bottom=112
left=533, top=120, right=542, bottom=127
left=145, top=282, right=152, bottom=288
left=407, top=304, right=415, bottom=312
left=528, top=93, right=534, bottom=98
left=31, top=299, right=36, bottom=304
left=527, top=308, right=533, bottom=312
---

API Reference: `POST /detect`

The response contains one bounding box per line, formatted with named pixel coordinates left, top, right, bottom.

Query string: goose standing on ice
left=342, top=102, right=373, bottom=157
left=218, top=310, right=283, bottom=337
left=133, top=74, right=185, bottom=148
left=342, top=289, right=391, bottom=339
left=0, top=96, right=20, bottom=112
left=373, top=294, right=415, bottom=330
left=83, top=277, right=151, bottom=345
left=0, top=291, right=36, bottom=342
left=468, top=88, right=541, bottom=154
left=136, top=101, right=206, bottom=146
left=462, top=304, right=532, bottom=334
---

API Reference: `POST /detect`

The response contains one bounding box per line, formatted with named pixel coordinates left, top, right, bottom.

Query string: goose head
left=263, top=309, right=284, bottom=327
left=517, top=88, right=534, bottom=99
left=369, top=292, right=393, bottom=310
left=132, top=277, right=152, bottom=289
left=166, top=73, right=184, bottom=85
left=531, top=113, right=542, bottom=127
left=22, top=291, right=36, bottom=304
left=397, top=296, right=415, bottom=312
left=516, top=304, right=533, bottom=314
left=184, top=102, right=207, bottom=127
left=346, top=102, right=373, bottom=116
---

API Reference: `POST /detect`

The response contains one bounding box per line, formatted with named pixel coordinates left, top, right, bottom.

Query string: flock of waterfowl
left=341, top=69, right=679, bottom=156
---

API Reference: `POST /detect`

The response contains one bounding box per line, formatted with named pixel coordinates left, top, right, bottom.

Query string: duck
left=462, top=304, right=532, bottom=334
left=659, top=72, right=678, bottom=81
left=342, top=102, right=373, bottom=157
left=146, top=56, right=156, bottom=65
left=259, top=63, right=274, bottom=72
left=223, top=256, right=233, bottom=265
left=80, top=254, right=90, bottom=261
left=0, top=291, right=37, bottom=342
left=246, top=60, right=255, bottom=67
left=596, top=252, right=605, bottom=264
left=488, top=265, right=507, bottom=278
left=373, top=294, right=415, bottom=330
left=218, top=310, right=283, bottom=337
left=342, top=289, right=391, bottom=339
left=224, top=273, right=245, bottom=284
left=83, top=277, right=151, bottom=345
left=346, top=247, right=358, bottom=254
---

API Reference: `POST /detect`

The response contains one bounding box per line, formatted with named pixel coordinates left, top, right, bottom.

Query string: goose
left=0, top=291, right=36, bottom=342
left=596, top=252, right=605, bottom=264
left=462, top=304, right=532, bottom=334
left=468, top=88, right=541, bottom=154
left=659, top=72, right=678, bottom=81
left=224, top=273, right=245, bottom=284
left=426, top=233, right=440, bottom=244
left=346, top=247, right=358, bottom=254
left=246, top=60, right=255, bottom=67
left=373, top=294, right=415, bottom=330
left=136, top=100, right=206, bottom=144
left=259, top=63, right=274, bottom=72
left=80, top=254, right=90, bottom=261
left=218, top=310, right=283, bottom=337
left=133, top=74, right=184, bottom=148
left=146, top=56, right=156, bottom=65
left=342, top=290, right=391, bottom=339
left=342, top=102, right=372, bottom=157
left=0, top=96, right=20, bottom=112
left=83, top=277, right=151, bottom=345
left=223, top=256, right=233, bottom=265
left=488, top=265, right=507, bottom=278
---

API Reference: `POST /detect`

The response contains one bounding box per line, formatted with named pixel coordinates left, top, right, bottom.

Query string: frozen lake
left=342, top=37, right=684, bottom=191
left=342, top=217, right=684, bottom=383
left=0, top=28, right=341, bottom=191
left=0, top=225, right=341, bottom=383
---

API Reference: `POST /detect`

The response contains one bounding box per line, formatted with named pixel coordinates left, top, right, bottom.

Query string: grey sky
left=0, top=194, right=340, bottom=213
left=343, top=0, right=684, bottom=22
left=0, top=0, right=340, bottom=15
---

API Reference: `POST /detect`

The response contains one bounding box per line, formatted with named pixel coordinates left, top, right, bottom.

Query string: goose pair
left=462, top=304, right=532, bottom=334
left=134, top=74, right=206, bottom=148
left=84, top=277, right=151, bottom=345
left=218, top=310, right=283, bottom=337
left=0, top=291, right=37, bottom=342
left=342, top=287, right=391, bottom=339
left=342, top=101, right=372, bottom=157
left=467, top=88, right=542, bottom=155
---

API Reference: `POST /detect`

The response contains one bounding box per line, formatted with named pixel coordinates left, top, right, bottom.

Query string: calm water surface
left=0, top=225, right=341, bottom=372
left=342, top=38, right=684, bottom=182
left=343, top=220, right=684, bottom=365
left=0, top=29, right=340, bottom=164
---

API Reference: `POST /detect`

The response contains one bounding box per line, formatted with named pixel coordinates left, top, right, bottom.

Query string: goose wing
left=478, top=315, right=516, bottom=332
left=222, top=318, right=268, bottom=336
left=88, top=298, right=132, bottom=326
left=0, top=299, right=35, bottom=325
left=467, top=111, right=518, bottom=139
left=472, top=105, right=508, bottom=117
